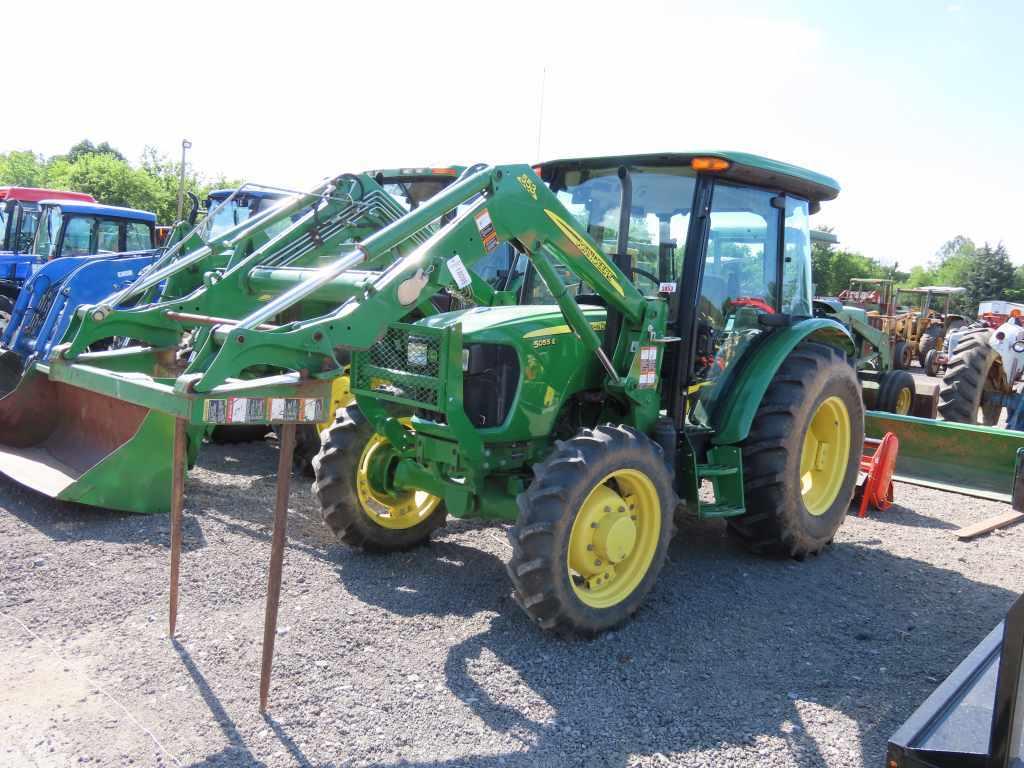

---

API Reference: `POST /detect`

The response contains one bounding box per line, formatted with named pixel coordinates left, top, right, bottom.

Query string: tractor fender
left=711, top=317, right=856, bottom=446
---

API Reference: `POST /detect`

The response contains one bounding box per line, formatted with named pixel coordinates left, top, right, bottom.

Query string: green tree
left=0, top=150, right=51, bottom=187
left=810, top=229, right=889, bottom=297
left=66, top=139, right=126, bottom=163
left=48, top=153, right=162, bottom=214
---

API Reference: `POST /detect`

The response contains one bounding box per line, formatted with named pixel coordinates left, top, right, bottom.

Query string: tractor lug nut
left=587, top=544, right=594, bottom=551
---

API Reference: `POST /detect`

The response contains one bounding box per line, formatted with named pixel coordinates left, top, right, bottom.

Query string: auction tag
left=447, top=255, right=472, bottom=289
left=658, top=282, right=677, bottom=294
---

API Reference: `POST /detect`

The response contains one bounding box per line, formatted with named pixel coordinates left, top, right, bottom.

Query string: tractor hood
left=413, top=303, right=606, bottom=340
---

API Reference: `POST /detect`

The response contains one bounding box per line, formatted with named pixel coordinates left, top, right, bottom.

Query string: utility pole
left=535, top=67, right=547, bottom=161
left=176, top=139, right=192, bottom=221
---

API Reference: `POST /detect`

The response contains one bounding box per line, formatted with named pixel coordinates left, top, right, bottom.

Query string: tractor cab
left=370, top=166, right=461, bottom=212
left=522, top=152, right=836, bottom=429
left=29, top=200, right=155, bottom=263
left=0, top=187, right=96, bottom=256
left=205, top=188, right=291, bottom=239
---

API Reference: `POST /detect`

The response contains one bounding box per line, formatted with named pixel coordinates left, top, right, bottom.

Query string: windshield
left=32, top=206, right=63, bottom=258
left=524, top=165, right=698, bottom=305
left=207, top=198, right=254, bottom=239
left=382, top=179, right=453, bottom=212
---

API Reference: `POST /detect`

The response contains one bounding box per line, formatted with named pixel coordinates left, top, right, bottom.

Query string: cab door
left=687, top=180, right=784, bottom=426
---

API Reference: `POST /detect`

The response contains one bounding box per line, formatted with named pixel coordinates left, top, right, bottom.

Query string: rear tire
left=727, top=342, right=863, bottom=558
left=938, top=327, right=1007, bottom=425
left=877, top=369, right=916, bottom=414
left=312, top=406, right=446, bottom=552
left=507, top=425, right=676, bottom=635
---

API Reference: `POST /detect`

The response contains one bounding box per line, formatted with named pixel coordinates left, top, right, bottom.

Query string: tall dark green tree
left=961, top=243, right=1013, bottom=312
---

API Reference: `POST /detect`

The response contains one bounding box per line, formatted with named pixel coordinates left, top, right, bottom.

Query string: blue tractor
left=1, top=199, right=157, bottom=336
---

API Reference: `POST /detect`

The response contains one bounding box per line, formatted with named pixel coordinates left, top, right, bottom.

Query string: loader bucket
left=0, top=367, right=178, bottom=513
left=865, top=411, right=1024, bottom=502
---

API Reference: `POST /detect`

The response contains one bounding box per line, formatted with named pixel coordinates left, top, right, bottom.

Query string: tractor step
left=694, top=446, right=746, bottom=520
left=698, top=503, right=745, bottom=519
left=697, top=463, right=740, bottom=478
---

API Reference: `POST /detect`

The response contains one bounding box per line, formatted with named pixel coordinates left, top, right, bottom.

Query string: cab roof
left=539, top=151, right=840, bottom=205
left=0, top=187, right=95, bottom=204
left=367, top=167, right=463, bottom=180
left=207, top=188, right=289, bottom=201
left=38, top=200, right=157, bottom=224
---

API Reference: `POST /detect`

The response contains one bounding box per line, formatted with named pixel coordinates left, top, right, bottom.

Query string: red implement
left=856, top=433, right=899, bottom=517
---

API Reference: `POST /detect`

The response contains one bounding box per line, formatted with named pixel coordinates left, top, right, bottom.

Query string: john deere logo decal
left=543, top=210, right=625, bottom=295
left=517, top=174, right=538, bottom=200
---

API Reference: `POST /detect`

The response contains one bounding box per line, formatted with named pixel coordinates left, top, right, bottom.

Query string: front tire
left=507, top=425, right=676, bottom=635
left=728, top=342, right=863, bottom=558
left=877, top=369, right=915, bottom=414
left=312, top=406, right=446, bottom=552
left=893, top=340, right=912, bottom=369
left=0, top=294, right=13, bottom=337
left=918, top=325, right=943, bottom=366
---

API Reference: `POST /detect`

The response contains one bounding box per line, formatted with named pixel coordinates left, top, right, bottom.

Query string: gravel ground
left=1, top=438, right=1022, bottom=768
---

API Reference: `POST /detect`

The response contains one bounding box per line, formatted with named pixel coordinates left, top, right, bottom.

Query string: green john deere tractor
left=308, top=152, right=864, bottom=633
left=0, top=153, right=863, bottom=635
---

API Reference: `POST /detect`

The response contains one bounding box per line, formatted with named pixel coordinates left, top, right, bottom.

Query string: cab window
left=62, top=217, right=96, bottom=256
left=126, top=221, right=153, bottom=251
left=97, top=220, right=120, bottom=253
left=16, top=206, right=41, bottom=253
left=782, top=198, right=812, bottom=316
left=32, top=207, right=63, bottom=258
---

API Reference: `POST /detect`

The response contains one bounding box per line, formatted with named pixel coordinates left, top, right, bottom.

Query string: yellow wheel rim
left=317, top=376, right=354, bottom=433
left=356, top=419, right=440, bottom=530
left=895, top=386, right=912, bottom=415
left=799, top=396, right=852, bottom=517
left=567, top=469, right=661, bottom=609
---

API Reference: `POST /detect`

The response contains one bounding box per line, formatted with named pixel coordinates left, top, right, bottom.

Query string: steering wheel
left=630, top=267, right=660, bottom=288
left=727, top=296, right=776, bottom=314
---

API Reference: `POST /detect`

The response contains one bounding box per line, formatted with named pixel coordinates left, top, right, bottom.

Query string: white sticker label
left=658, top=282, right=677, bottom=294
left=230, top=398, right=250, bottom=423
left=117, top=270, right=134, bottom=278
left=303, top=399, right=320, bottom=421
left=447, top=255, right=472, bottom=289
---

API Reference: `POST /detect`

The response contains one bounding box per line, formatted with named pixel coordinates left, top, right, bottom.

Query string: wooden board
left=955, top=511, right=1024, bottom=540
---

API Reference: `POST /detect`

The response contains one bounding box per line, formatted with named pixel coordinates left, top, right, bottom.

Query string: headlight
left=462, top=348, right=471, bottom=372
left=407, top=340, right=429, bottom=367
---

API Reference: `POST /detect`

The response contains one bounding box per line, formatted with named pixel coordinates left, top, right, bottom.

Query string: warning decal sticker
left=638, top=345, right=658, bottom=389
left=474, top=208, right=500, bottom=254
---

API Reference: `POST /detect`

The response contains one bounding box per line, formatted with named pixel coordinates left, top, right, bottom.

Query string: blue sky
left=4, top=0, right=1021, bottom=268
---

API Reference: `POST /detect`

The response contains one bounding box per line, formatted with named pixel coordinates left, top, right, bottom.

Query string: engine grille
left=22, top=282, right=64, bottom=338
left=352, top=324, right=446, bottom=410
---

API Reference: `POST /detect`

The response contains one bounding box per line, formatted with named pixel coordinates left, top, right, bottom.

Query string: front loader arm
left=185, top=165, right=658, bottom=393
left=56, top=174, right=417, bottom=360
